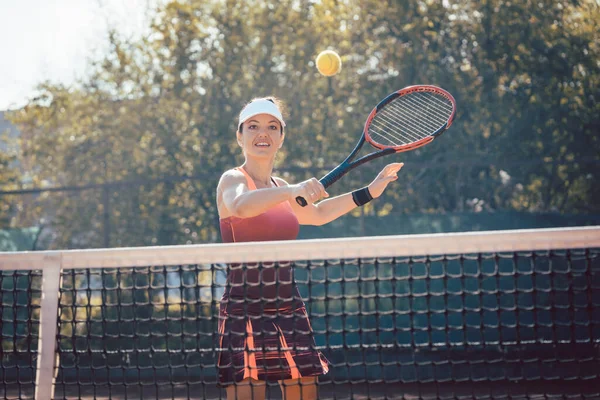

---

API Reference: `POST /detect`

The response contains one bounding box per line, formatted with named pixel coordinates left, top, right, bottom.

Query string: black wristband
left=351, top=187, right=373, bottom=207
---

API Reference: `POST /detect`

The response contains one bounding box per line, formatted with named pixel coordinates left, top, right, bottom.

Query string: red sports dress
left=217, top=167, right=329, bottom=386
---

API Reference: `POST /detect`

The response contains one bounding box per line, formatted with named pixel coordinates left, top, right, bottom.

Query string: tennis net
left=1, top=226, right=599, bottom=399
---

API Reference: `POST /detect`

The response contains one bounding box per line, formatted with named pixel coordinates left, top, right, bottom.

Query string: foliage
left=0, top=127, right=20, bottom=226
left=3, top=0, right=599, bottom=248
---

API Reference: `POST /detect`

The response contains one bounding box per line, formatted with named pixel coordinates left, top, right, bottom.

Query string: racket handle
left=296, top=196, right=308, bottom=207
left=295, top=169, right=342, bottom=207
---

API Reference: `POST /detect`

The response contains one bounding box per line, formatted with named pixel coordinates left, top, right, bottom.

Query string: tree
left=4, top=0, right=599, bottom=248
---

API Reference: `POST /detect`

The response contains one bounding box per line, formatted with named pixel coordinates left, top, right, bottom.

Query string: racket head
left=364, top=85, right=457, bottom=152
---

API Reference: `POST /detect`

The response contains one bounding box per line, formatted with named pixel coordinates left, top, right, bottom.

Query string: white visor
left=238, top=99, right=286, bottom=129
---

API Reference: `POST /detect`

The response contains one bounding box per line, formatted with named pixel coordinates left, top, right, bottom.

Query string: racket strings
left=376, top=94, right=451, bottom=142
left=369, top=92, right=454, bottom=147
left=387, top=98, right=445, bottom=134
left=404, top=93, right=454, bottom=124
left=389, top=93, right=452, bottom=134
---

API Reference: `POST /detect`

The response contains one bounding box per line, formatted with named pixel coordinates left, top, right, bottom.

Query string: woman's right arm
left=219, top=170, right=294, bottom=218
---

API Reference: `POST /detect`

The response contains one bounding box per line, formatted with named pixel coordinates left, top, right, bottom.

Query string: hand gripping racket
left=296, top=85, right=457, bottom=206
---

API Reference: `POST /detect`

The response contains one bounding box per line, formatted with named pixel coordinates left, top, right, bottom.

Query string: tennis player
left=216, top=97, right=402, bottom=400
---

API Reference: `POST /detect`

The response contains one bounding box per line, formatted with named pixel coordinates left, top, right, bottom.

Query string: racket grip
left=295, top=196, right=308, bottom=207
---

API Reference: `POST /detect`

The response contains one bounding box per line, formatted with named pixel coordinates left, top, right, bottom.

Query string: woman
left=216, top=97, right=403, bottom=400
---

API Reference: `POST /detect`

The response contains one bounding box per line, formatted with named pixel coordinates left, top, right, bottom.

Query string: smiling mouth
left=255, top=142, right=271, bottom=147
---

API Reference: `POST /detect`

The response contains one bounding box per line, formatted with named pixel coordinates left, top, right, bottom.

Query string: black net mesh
left=54, top=264, right=223, bottom=399
left=0, top=269, right=42, bottom=400
left=49, top=248, right=600, bottom=399
left=1, top=245, right=599, bottom=399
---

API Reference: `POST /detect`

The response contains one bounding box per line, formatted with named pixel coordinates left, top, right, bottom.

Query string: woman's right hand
left=290, top=178, right=329, bottom=204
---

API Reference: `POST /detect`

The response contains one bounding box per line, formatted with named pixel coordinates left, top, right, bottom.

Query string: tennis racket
left=296, top=85, right=457, bottom=206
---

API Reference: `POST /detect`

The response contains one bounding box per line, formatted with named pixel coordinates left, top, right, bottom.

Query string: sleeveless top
left=219, top=167, right=302, bottom=315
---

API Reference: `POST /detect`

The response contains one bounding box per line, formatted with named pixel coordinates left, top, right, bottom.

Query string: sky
left=0, top=0, right=162, bottom=111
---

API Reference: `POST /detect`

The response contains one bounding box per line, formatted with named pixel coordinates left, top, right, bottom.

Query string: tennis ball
left=316, top=50, right=342, bottom=77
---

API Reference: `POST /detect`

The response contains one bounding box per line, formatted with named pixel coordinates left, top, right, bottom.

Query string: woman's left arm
left=289, top=163, right=404, bottom=226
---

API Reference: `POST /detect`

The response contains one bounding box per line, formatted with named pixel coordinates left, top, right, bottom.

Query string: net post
left=34, top=255, right=61, bottom=400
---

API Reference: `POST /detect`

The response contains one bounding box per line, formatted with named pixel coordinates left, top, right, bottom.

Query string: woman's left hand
left=367, top=163, right=404, bottom=198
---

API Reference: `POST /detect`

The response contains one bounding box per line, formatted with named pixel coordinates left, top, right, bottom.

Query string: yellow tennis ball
left=316, top=50, right=342, bottom=77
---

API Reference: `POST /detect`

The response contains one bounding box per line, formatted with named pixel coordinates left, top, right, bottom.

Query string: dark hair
left=238, top=96, right=286, bottom=134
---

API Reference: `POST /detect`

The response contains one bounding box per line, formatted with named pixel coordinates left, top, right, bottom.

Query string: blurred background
left=1, top=0, right=599, bottom=251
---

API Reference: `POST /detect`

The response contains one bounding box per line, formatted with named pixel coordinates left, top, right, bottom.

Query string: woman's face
left=237, top=113, right=284, bottom=159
